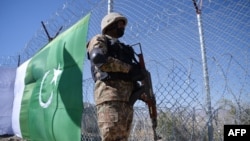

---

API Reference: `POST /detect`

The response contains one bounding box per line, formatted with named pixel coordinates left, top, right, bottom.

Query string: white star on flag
left=51, top=64, right=62, bottom=86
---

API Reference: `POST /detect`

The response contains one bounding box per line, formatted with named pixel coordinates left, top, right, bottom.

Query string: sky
left=0, top=0, right=67, bottom=56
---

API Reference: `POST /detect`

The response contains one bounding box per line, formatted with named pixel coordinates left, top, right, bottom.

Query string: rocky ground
left=0, top=135, right=24, bottom=141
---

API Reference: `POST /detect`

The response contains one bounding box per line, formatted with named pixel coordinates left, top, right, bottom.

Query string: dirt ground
left=0, top=135, right=24, bottom=141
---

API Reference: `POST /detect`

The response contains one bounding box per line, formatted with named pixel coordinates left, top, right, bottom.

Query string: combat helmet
left=101, top=12, right=127, bottom=34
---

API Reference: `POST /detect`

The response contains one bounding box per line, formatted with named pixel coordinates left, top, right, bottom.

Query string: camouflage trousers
left=96, top=101, right=134, bottom=141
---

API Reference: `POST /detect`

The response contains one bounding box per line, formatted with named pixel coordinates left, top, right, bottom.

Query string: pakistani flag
left=12, top=13, right=91, bottom=141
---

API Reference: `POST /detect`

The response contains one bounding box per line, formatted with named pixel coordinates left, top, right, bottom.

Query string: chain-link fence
left=1, top=0, right=249, bottom=140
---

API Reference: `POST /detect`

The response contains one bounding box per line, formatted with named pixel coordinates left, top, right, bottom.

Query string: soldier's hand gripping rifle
left=131, top=43, right=161, bottom=141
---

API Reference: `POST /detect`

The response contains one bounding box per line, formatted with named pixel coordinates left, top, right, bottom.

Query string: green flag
left=13, top=13, right=91, bottom=141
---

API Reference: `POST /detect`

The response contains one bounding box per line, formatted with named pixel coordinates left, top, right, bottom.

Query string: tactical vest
left=107, top=41, right=134, bottom=65
left=89, top=37, right=136, bottom=82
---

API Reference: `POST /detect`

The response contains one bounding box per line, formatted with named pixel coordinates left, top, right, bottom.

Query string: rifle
left=131, top=43, right=161, bottom=141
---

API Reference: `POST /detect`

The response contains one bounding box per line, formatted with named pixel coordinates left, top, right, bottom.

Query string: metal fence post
left=108, top=0, right=113, bottom=13
left=192, top=0, right=214, bottom=140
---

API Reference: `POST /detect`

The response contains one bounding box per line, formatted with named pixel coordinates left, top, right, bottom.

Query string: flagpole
left=192, top=0, right=214, bottom=141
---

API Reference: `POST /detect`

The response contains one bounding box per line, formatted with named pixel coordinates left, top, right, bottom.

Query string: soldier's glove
left=128, top=64, right=145, bottom=81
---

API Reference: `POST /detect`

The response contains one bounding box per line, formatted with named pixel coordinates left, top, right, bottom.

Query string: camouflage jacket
left=87, top=34, right=135, bottom=105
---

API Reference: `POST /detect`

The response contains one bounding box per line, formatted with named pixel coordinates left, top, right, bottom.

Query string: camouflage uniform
left=87, top=34, right=135, bottom=141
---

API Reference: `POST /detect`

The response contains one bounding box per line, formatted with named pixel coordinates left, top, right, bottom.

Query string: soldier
left=87, top=12, right=144, bottom=141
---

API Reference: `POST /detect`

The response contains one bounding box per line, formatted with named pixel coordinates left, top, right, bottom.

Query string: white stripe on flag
left=12, top=59, right=31, bottom=138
